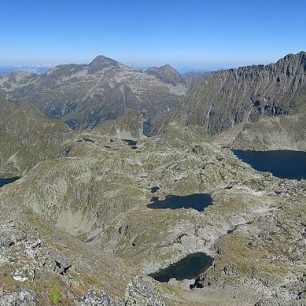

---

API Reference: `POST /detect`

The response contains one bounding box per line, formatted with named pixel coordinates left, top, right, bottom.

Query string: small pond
left=149, top=252, right=213, bottom=282
left=233, top=150, right=306, bottom=180
left=0, top=177, right=20, bottom=188
left=147, top=194, right=213, bottom=212
left=121, top=139, right=138, bottom=149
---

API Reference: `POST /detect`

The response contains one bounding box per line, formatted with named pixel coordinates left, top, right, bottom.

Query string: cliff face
left=179, top=52, right=306, bottom=134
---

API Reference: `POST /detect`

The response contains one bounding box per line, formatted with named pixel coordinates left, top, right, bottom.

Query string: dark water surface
left=147, top=194, right=213, bottom=212
left=0, top=177, right=20, bottom=188
left=149, top=253, right=213, bottom=282
left=233, top=150, right=306, bottom=180
left=121, top=139, right=138, bottom=150
left=121, top=139, right=137, bottom=146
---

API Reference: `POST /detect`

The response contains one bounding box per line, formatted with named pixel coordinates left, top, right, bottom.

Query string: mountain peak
left=89, top=55, right=120, bottom=72
left=146, top=64, right=185, bottom=85
left=160, top=64, right=173, bottom=69
left=147, top=64, right=177, bottom=73
left=274, top=51, right=306, bottom=71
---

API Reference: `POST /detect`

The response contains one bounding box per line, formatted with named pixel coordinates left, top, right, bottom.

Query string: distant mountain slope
left=0, top=66, right=49, bottom=75
left=179, top=52, right=306, bottom=134
left=183, top=71, right=210, bottom=88
left=146, top=64, right=185, bottom=86
left=232, top=113, right=306, bottom=151
left=0, top=96, right=73, bottom=175
left=0, top=55, right=187, bottom=134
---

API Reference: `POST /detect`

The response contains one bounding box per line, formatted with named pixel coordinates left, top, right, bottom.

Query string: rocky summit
left=1, top=52, right=306, bottom=306
left=146, top=65, right=186, bottom=86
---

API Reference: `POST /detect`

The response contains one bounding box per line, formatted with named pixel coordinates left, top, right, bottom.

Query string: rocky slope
left=0, top=96, right=73, bottom=176
left=146, top=65, right=185, bottom=86
left=95, top=108, right=145, bottom=140
left=1, top=120, right=306, bottom=305
left=0, top=56, right=187, bottom=134
left=179, top=52, right=306, bottom=134
left=232, top=113, right=306, bottom=151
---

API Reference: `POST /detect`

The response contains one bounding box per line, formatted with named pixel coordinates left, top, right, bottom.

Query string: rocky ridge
left=179, top=52, right=306, bottom=134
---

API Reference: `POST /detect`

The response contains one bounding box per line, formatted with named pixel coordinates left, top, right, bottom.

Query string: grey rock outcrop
left=125, top=277, right=165, bottom=306
left=0, top=288, right=38, bottom=306
left=179, top=52, right=306, bottom=134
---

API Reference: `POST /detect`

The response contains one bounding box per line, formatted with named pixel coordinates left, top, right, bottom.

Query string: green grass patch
left=49, top=284, right=62, bottom=304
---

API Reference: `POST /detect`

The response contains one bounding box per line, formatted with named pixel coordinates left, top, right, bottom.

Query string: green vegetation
left=49, top=284, right=62, bottom=304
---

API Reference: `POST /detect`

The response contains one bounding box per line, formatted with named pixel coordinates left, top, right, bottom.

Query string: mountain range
left=0, top=66, right=49, bottom=75
left=1, top=52, right=305, bottom=137
left=0, top=56, right=187, bottom=134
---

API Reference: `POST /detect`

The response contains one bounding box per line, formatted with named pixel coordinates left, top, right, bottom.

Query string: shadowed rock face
left=95, top=108, right=145, bottom=139
left=0, top=56, right=187, bottom=133
left=179, top=52, right=306, bottom=134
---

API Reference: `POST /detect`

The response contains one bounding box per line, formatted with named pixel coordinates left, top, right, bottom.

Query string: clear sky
left=1, top=0, right=306, bottom=70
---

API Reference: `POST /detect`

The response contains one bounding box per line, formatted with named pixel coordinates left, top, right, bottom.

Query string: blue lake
left=147, top=194, right=213, bottom=212
left=149, top=253, right=213, bottom=282
left=233, top=150, right=306, bottom=180
left=0, top=177, right=20, bottom=188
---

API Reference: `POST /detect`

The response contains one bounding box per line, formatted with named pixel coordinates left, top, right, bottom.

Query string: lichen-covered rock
left=12, top=265, right=35, bottom=282
left=0, top=288, right=38, bottom=306
left=79, top=291, right=124, bottom=306
left=125, top=277, right=165, bottom=306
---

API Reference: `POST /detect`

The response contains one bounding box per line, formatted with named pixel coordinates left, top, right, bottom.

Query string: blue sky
left=1, top=0, right=306, bottom=70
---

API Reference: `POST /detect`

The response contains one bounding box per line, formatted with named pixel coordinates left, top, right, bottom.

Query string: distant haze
left=0, top=66, right=50, bottom=75
left=1, top=0, right=305, bottom=68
